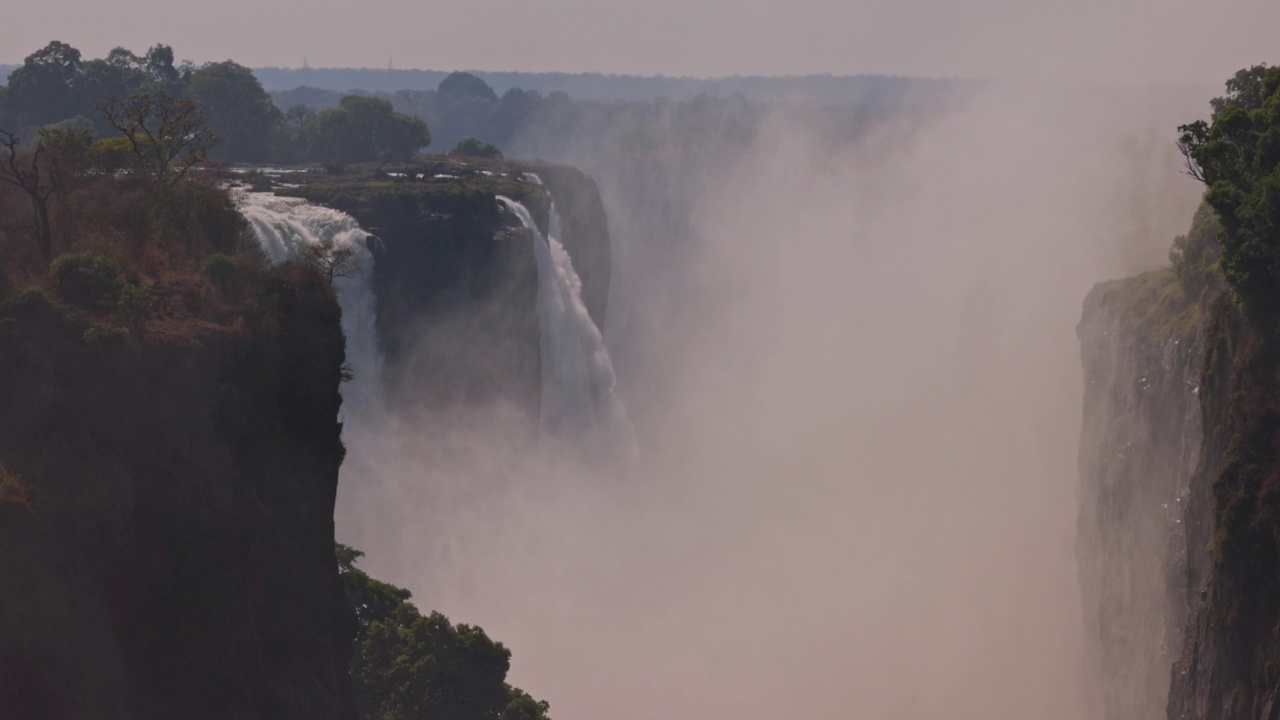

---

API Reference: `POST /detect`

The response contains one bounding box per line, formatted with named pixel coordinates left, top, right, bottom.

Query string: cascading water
left=497, top=191, right=635, bottom=457
left=237, top=191, right=383, bottom=424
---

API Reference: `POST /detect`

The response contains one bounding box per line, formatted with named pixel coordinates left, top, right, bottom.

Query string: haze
left=3, top=0, right=1277, bottom=83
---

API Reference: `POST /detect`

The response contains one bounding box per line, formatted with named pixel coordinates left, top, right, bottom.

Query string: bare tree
left=301, top=237, right=361, bottom=284
left=0, top=130, right=57, bottom=263
left=98, top=91, right=218, bottom=188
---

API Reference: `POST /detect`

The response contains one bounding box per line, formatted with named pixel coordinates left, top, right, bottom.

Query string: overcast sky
left=4, top=0, right=1277, bottom=84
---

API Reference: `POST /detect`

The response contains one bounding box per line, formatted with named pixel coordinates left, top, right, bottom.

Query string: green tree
left=186, top=60, right=280, bottom=162
left=1179, top=64, right=1280, bottom=322
left=307, top=96, right=429, bottom=163
left=336, top=544, right=552, bottom=720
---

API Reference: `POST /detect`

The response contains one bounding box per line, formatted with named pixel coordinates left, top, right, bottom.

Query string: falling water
left=237, top=191, right=383, bottom=424
left=496, top=193, right=635, bottom=456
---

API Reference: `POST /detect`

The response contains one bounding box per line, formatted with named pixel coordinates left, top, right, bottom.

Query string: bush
left=50, top=252, right=123, bottom=310
left=202, top=253, right=242, bottom=298
left=450, top=137, right=503, bottom=159
left=83, top=321, right=127, bottom=345
left=117, top=282, right=153, bottom=323
left=1170, top=201, right=1223, bottom=296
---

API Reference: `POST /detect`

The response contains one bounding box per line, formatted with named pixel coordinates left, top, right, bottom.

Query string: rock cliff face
left=284, top=159, right=612, bottom=420
left=0, top=266, right=355, bottom=720
left=1167, top=301, right=1280, bottom=720
left=1080, top=266, right=1280, bottom=719
left=1078, top=269, right=1205, bottom=719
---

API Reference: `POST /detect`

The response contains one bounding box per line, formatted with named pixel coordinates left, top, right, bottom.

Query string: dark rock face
left=0, top=269, right=355, bottom=720
left=1079, top=268, right=1280, bottom=720
left=516, top=160, right=612, bottom=330
left=287, top=160, right=612, bottom=420
left=1077, top=270, right=1205, bottom=720
left=1167, top=302, right=1280, bottom=720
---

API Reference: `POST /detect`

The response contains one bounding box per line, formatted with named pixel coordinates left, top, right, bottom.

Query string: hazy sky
left=4, top=0, right=1277, bottom=83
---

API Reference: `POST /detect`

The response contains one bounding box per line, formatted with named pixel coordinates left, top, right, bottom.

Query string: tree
left=0, top=130, right=58, bottom=262
left=306, top=95, right=429, bottom=163
left=302, top=236, right=361, bottom=283
left=450, top=137, right=503, bottom=159
left=186, top=60, right=280, bottom=162
left=1179, top=64, right=1280, bottom=322
left=98, top=90, right=218, bottom=187
left=336, top=544, right=553, bottom=720
left=438, top=72, right=498, bottom=102
left=6, top=41, right=85, bottom=130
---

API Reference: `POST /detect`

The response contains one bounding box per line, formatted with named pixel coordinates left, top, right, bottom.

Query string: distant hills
left=251, top=67, right=974, bottom=105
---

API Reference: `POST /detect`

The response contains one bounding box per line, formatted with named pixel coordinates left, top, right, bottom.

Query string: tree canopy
left=337, top=544, right=552, bottom=720
left=1179, top=64, right=1280, bottom=321
left=307, top=96, right=430, bottom=163
left=186, top=61, right=279, bottom=162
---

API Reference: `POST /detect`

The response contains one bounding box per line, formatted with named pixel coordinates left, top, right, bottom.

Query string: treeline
left=0, top=41, right=429, bottom=165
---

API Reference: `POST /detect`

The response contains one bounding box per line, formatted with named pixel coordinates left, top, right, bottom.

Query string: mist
left=319, top=74, right=1209, bottom=720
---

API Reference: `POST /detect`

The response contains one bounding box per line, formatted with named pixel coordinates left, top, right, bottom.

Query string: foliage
left=451, top=137, right=503, bottom=159
left=186, top=61, right=280, bottom=162
left=1169, top=200, right=1223, bottom=296
left=337, top=544, right=552, bottom=720
left=306, top=95, right=430, bottom=163
left=86, top=136, right=135, bottom=174
left=1178, top=64, right=1280, bottom=323
left=116, top=281, right=152, bottom=324
left=98, top=90, right=219, bottom=187
left=439, top=72, right=499, bottom=102
left=202, top=253, right=241, bottom=296
left=5, top=41, right=85, bottom=129
left=49, top=251, right=122, bottom=310
left=82, top=320, right=127, bottom=344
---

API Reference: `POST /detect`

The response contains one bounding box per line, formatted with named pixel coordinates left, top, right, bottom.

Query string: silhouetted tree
left=301, top=237, right=361, bottom=283
left=98, top=90, right=218, bottom=187
left=0, top=130, right=57, bottom=262
left=6, top=41, right=85, bottom=130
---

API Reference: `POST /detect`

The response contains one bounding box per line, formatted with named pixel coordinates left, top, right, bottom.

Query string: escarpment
left=0, top=265, right=355, bottom=720
left=1077, top=269, right=1206, bottom=719
left=1080, top=261, right=1280, bottom=719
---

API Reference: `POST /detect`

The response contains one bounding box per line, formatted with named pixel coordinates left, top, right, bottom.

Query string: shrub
left=202, top=253, right=242, bottom=298
left=50, top=253, right=123, bottom=310
left=117, top=282, right=153, bottom=323
left=83, top=321, right=127, bottom=345
left=1170, top=201, right=1223, bottom=296
left=450, top=137, right=503, bottom=159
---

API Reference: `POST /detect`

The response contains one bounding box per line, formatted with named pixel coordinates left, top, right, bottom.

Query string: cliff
left=278, top=157, right=612, bottom=419
left=1078, top=269, right=1205, bottom=719
left=1080, top=264, right=1280, bottom=718
left=1167, top=299, right=1280, bottom=720
left=0, top=263, right=355, bottom=719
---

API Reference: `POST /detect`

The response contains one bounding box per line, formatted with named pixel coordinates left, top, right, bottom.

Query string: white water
left=497, top=193, right=634, bottom=455
left=237, top=191, right=384, bottom=424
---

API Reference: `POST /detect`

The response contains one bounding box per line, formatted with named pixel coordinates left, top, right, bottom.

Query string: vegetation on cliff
left=338, top=545, right=552, bottom=720
left=1159, top=64, right=1280, bottom=720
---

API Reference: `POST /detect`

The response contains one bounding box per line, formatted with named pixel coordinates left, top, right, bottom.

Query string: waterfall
left=237, top=191, right=383, bottom=424
left=496, top=192, right=635, bottom=457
